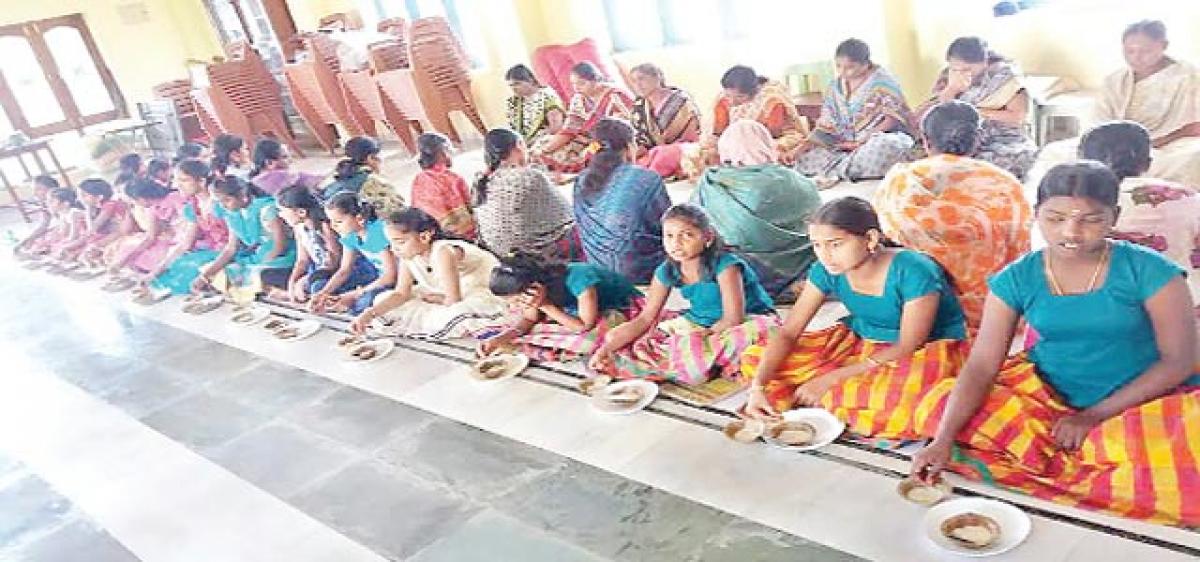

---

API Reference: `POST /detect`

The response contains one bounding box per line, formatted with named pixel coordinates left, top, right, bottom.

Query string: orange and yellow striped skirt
left=914, top=354, right=1200, bottom=526
left=740, top=324, right=968, bottom=440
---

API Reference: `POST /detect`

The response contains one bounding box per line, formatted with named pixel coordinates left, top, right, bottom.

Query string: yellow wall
left=0, top=0, right=223, bottom=107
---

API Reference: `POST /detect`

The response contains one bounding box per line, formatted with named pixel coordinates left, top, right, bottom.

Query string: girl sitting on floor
left=59, top=178, right=129, bottom=266
left=741, top=197, right=968, bottom=440
left=588, top=204, right=779, bottom=385
left=140, top=160, right=230, bottom=294
left=411, top=132, right=476, bottom=240
left=349, top=207, right=506, bottom=339
left=480, top=250, right=644, bottom=361
left=249, top=137, right=325, bottom=195
left=910, top=161, right=1199, bottom=526
left=321, top=136, right=405, bottom=216
left=146, top=158, right=172, bottom=187
left=276, top=186, right=379, bottom=312
left=212, top=134, right=252, bottom=181
left=321, top=192, right=397, bottom=313
left=114, top=153, right=144, bottom=193
left=106, top=179, right=182, bottom=277
left=192, top=177, right=294, bottom=296
left=18, top=187, right=84, bottom=259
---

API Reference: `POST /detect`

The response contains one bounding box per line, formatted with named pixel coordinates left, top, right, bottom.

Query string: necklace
left=1044, top=241, right=1110, bottom=296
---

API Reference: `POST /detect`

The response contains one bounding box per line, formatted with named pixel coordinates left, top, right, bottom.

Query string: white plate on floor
left=923, top=497, right=1031, bottom=557
left=591, top=380, right=658, bottom=414
left=469, top=353, right=529, bottom=382
left=182, top=295, right=224, bottom=314
left=272, top=319, right=322, bottom=342
left=229, top=306, right=271, bottom=325
left=343, top=340, right=395, bottom=364
left=763, top=408, right=845, bottom=452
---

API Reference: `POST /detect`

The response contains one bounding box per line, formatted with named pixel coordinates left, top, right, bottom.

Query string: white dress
left=372, top=240, right=506, bottom=339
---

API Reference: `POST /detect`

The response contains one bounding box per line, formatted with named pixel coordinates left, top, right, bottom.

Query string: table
left=0, top=140, right=71, bottom=223
left=91, top=118, right=165, bottom=156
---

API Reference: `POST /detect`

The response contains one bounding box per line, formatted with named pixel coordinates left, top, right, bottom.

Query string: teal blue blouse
left=989, top=240, right=1198, bottom=409
left=654, top=253, right=775, bottom=327
left=808, top=249, right=966, bottom=343
left=339, top=219, right=390, bottom=269
left=561, top=263, right=642, bottom=314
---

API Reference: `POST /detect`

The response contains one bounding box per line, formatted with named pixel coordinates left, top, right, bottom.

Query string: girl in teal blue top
left=479, top=251, right=643, bottom=360
left=910, top=162, right=1198, bottom=526
left=322, top=192, right=397, bottom=314
left=589, top=204, right=781, bottom=384
left=743, top=197, right=968, bottom=440
left=192, top=177, right=295, bottom=295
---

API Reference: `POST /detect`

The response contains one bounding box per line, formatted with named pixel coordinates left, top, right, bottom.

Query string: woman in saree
left=910, top=161, right=1200, bottom=527
left=530, top=62, right=634, bottom=173
left=1033, top=20, right=1200, bottom=187
left=691, top=119, right=821, bottom=290
left=573, top=118, right=671, bottom=284
left=915, top=37, right=1037, bottom=179
left=874, top=101, right=1032, bottom=332
left=684, top=66, right=809, bottom=178
left=504, top=64, right=565, bottom=145
left=794, top=39, right=916, bottom=187
left=627, top=63, right=701, bottom=178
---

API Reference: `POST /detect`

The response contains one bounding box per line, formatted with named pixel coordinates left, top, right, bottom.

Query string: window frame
left=0, top=14, right=127, bottom=138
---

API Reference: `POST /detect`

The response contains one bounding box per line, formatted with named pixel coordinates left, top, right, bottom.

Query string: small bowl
left=897, top=477, right=954, bottom=506
left=722, top=419, right=766, bottom=443
left=765, top=421, right=817, bottom=446
left=940, top=512, right=1001, bottom=550
left=578, top=375, right=612, bottom=396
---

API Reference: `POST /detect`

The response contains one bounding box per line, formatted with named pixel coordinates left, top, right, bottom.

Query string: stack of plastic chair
left=153, top=79, right=205, bottom=143
left=205, top=43, right=304, bottom=156
left=284, top=33, right=371, bottom=154
left=338, top=39, right=420, bottom=153
left=406, top=17, right=486, bottom=143
left=371, top=41, right=429, bottom=154
left=531, top=38, right=632, bottom=104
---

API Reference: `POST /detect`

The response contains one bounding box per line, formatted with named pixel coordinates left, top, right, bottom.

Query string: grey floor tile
left=207, top=423, right=354, bottom=500
left=292, top=461, right=478, bottom=560
left=43, top=352, right=145, bottom=388
left=91, top=366, right=199, bottom=419
left=140, top=390, right=274, bottom=451
left=409, top=509, right=606, bottom=562
left=376, top=419, right=565, bottom=501
left=10, top=519, right=139, bottom=562
left=155, top=342, right=261, bottom=384
left=0, top=476, right=71, bottom=549
left=690, top=520, right=864, bottom=562
left=208, top=363, right=339, bottom=416
left=286, top=387, right=439, bottom=450
left=493, top=463, right=734, bottom=561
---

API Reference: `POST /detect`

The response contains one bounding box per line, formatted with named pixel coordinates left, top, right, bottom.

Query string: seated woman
left=473, top=128, right=578, bottom=260
left=794, top=39, right=916, bottom=186
left=915, top=37, right=1037, bottom=179
left=107, top=179, right=183, bottom=278
left=321, top=136, right=406, bottom=216
left=249, top=138, right=325, bottom=195
left=627, top=63, right=701, bottom=178
left=480, top=251, right=644, bottom=361
left=692, top=119, right=821, bottom=288
left=350, top=207, right=506, bottom=339
left=411, top=132, right=476, bottom=240
left=573, top=118, right=671, bottom=284
left=504, top=64, right=565, bottom=145
left=875, top=101, right=1032, bottom=332
left=742, top=197, right=967, bottom=439
left=141, top=161, right=231, bottom=295
left=322, top=192, right=397, bottom=313
left=685, top=65, right=809, bottom=177
left=910, top=162, right=1200, bottom=526
left=58, top=178, right=129, bottom=266
left=530, top=62, right=634, bottom=173
left=588, top=204, right=779, bottom=384
left=276, top=186, right=379, bottom=313
left=1079, top=120, right=1200, bottom=300
left=1033, top=20, right=1200, bottom=187
left=192, top=177, right=295, bottom=297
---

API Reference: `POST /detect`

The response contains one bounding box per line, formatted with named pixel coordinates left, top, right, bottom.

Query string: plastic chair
left=530, top=38, right=632, bottom=103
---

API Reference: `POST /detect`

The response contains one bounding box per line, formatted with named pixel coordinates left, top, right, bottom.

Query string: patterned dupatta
left=561, top=85, right=634, bottom=137
left=815, top=67, right=913, bottom=144
left=631, top=87, right=701, bottom=149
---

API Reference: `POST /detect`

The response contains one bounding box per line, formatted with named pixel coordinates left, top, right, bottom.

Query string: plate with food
left=763, top=408, right=845, bottom=451
left=336, top=333, right=366, bottom=350
left=577, top=374, right=613, bottom=396
left=261, top=317, right=290, bottom=332
left=590, top=379, right=658, bottom=414
left=897, top=477, right=955, bottom=506
left=469, top=353, right=529, bottom=382
left=343, top=339, right=395, bottom=364
left=722, top=418, right=767, bottom=444
left=182, top=295, right=224, bottom=314
left=923, top=497, right=1031, bottom=557
left=229, top=306, right=271, bottom=325
left=272, top=319, right=322, bottom=342
left=131, top=286, right=172, bottom=306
